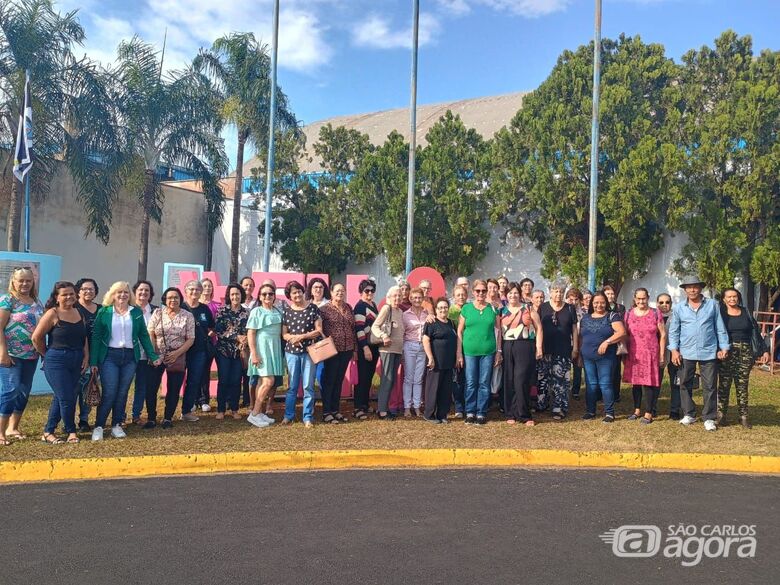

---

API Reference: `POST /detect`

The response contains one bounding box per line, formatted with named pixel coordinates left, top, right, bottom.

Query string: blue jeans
left=97, top=348, right=137, bottom=428
left=131, top=360, right=154, bottom=419
left=584, top=356, right=616, bottom=416
left=464, top=354, right=493, bottom=417
left=285, top=352, right=315, bottom=423
left=0, top=357, right=39, bottom=416
left=43, top=348, right=83, bottom=434
left=76, top=370, right=92, bottom=424
left=216, top=353, right=242, bottom=412
left=183, top=350, right=208, bottom=415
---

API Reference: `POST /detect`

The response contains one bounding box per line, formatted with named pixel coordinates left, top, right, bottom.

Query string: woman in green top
left=246, top=284, right=284, bottom=428
left=89, top=281, right=159, bottom=441
left=456, top=280, right=502, bottom=425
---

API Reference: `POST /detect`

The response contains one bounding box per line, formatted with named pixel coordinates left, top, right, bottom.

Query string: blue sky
left=58, top=0, right=778, bottom=170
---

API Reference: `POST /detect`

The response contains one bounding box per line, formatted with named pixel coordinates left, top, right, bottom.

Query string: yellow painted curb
left=1, top=448, right=778, bottom=484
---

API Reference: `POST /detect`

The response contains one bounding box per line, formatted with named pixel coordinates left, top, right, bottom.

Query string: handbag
left=160, top=311, right=187, bottom=373
left=307, top=336, right=338, bottom=364
left=616, top=341, right=629, bottom=356
left=85, top=371, right=102, bottom=407
left=369, top=306, right=393, bottom=345
left=749, top=314, right=768, bottom=359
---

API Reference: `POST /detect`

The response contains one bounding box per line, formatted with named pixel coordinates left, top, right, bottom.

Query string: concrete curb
left=1, top=449, right=779, bottom=483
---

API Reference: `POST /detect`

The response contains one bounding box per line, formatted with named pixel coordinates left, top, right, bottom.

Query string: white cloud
left=352, top=13, right=441, bottom=50
left=437, top=0, right=570, bottom=18
left=64, top=0, right=335, bottom=73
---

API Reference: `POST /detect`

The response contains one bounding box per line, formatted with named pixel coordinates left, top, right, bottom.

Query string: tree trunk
left=229, top=134, right=246, bottom=282
left=745, top=271, right=755, bottom=313
left=205, top=228, right=213, bottom=271
left=137, top=169, right=155, bottom=281
left=5, top=178, right=21, bottom=251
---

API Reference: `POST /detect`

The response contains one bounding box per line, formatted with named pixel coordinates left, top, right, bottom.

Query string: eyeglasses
left=474, top=289, right=487, bottom=294
left=165, top=297, right=180, bottom=303
left=260, top=292, right=275, bottom=297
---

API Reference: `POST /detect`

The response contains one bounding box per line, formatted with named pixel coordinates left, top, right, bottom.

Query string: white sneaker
left=91, top=426, right=104, bottom=441
left=200, top=404, right=211, bottom=412
left=247, top=413, right=270, bottom=428
left=704, top=420, right=717, bottom=432
left=258, top=413, right=275, bottom=424
left=111, top=424, right=127, bottom=439
left=679, top=415, right=696, bottom=426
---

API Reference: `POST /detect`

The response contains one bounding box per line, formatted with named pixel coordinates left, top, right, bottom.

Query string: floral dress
left=214, top=306, right=248, bottom=359
left=623, top=308, right=663, bottom=386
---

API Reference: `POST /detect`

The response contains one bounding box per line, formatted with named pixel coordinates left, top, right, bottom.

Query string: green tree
left=671, top=32, right=780, bottom=303
left=487, top=34, right=681, bottom=294
left=262, top=124, right=376, bottom=275
left=113, top=37, right=228, bottom=280
left=0, top=0, right=121, bottom=249
left=194, top=32, right=298, bottom=281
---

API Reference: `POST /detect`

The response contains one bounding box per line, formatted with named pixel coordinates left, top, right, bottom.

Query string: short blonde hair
left=102, top=281, right=135, bottom=307
left=8, top=267, right=38, bottom=300
left=386, top=285, right=400, bottom=300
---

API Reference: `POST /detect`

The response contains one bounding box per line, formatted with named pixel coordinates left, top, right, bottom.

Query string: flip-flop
left=6, top=432, right=26, bottom=440
left=66, top=436, right=80, bottom=444
left=0, top=438, right=10, bottom=446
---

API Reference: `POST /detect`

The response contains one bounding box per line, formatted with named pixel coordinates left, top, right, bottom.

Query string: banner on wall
left=163, top=263, right=204, bottom=290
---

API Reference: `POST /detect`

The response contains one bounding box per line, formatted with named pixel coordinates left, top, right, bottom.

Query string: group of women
left=0, top=268, right=770, bottom=445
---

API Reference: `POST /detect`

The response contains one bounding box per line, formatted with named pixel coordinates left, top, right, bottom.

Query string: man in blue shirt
left=668, top=276, right=730, bottom=431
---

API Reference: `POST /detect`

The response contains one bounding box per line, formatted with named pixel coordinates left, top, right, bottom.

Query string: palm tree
left=0, top=0, right=120, bottom=250
left=112, top=37, right=228, bottom=280
left=194, top=32, right=299, bottom=282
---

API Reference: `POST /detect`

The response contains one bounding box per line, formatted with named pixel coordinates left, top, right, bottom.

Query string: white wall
left=0, top=173, right=209, bottom=293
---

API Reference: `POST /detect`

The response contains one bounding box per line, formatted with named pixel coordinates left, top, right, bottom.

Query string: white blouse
left=109, top=310, right=133, bottom=348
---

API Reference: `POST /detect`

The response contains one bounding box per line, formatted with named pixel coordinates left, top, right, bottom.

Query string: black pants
left=424, top=368, right=453, bottom=420
left=145, top=366, right=185, bottom=422
left=572, top=364, right=582, bottom=397
left=611, top=358, right=622, bottom=401
left=632, top=384, right=660, bottom=415
left=355, top=346, right=379, bottom=412
left=503, top=339, right=535, bottom=421
left=680, top=358, right=719, bottom=421
left=322, top=350, right=353, bottom=415
left=196, top=348, right=215, bottom=407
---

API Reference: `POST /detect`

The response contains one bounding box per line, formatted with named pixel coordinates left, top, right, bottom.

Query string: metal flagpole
left=24, top=172, right=31, bottom=253
left=404, top=0, right=419, bottom=276
left=262, top=0, right=280, bottom=272
left=587, top=0, right=602, bottom=292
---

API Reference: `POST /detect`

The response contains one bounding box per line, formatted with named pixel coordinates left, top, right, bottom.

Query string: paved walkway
left=2, top=469, right=777, bottom=584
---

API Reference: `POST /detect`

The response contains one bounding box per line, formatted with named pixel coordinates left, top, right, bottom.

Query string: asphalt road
left=1, top=469, right=778, bottom=585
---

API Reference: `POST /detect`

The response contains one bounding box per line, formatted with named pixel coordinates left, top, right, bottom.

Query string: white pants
left=403, top=341, right=426, bottom=408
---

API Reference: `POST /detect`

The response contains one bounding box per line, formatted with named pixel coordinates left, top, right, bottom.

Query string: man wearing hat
left=667, top=276, right=730, bottom=431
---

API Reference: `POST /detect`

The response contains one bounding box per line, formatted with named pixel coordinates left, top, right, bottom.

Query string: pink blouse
left=402, top=307, right=429, bottom=343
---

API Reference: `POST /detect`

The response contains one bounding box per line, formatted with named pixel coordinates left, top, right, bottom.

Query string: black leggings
left=321, top=350, right=353, bottom=415
left=632, top=384, right=660, bottom=416
left=146, top=365, right=186, bottom=422
left=354, top=347, right=379, bottom=412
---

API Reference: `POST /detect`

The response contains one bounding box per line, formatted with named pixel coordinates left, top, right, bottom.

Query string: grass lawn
left=1, top=371, right=778, bottom=462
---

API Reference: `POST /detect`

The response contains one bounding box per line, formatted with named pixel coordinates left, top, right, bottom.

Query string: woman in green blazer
left=89, top=282, right=159, bottom=441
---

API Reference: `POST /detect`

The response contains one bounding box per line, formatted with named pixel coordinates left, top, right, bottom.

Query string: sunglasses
left=260, top=292, right=275, bottom=297
left=474, top=289, right=487, bottom=294
left=657, top=301, right=671, bottom=304
left=364, top=289, right=375, bottom=293
left=12, top=266, right=32, bottom=272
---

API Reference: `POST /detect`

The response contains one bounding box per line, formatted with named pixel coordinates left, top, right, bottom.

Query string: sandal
left=231, top=411, right=242, bottom=420
left=334, top=413, right=348, bottom=423
left=322, top=414, right=339, bottom=424
left=0, top=438, right=9, bottom=446
left=353, top=410, right=368, bottom=420
left=67, top=435, right=80, bottom=444
left=525, top=420, right=536, bottom=427
left=6, top=431, right=26, bottom=440
left=215, top=413, right=225, bottom=420
left=552, top=412, right=566, bottom=421
left=41, top=433, right=64, bottom=445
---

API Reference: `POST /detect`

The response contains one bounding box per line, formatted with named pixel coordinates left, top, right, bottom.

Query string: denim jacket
left=667, top=297, right=730, bottom=360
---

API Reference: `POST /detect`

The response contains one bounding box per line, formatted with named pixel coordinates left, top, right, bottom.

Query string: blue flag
left=13, top=72, right=32, bottom=182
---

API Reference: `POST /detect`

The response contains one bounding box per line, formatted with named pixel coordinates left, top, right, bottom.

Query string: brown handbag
left=85, top=371, right=102, bottom=407
left=307, top=336, right=338, bottom=364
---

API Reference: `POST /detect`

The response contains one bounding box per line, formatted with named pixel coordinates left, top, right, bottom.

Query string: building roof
left=243, top=91, right=528, bottom=175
